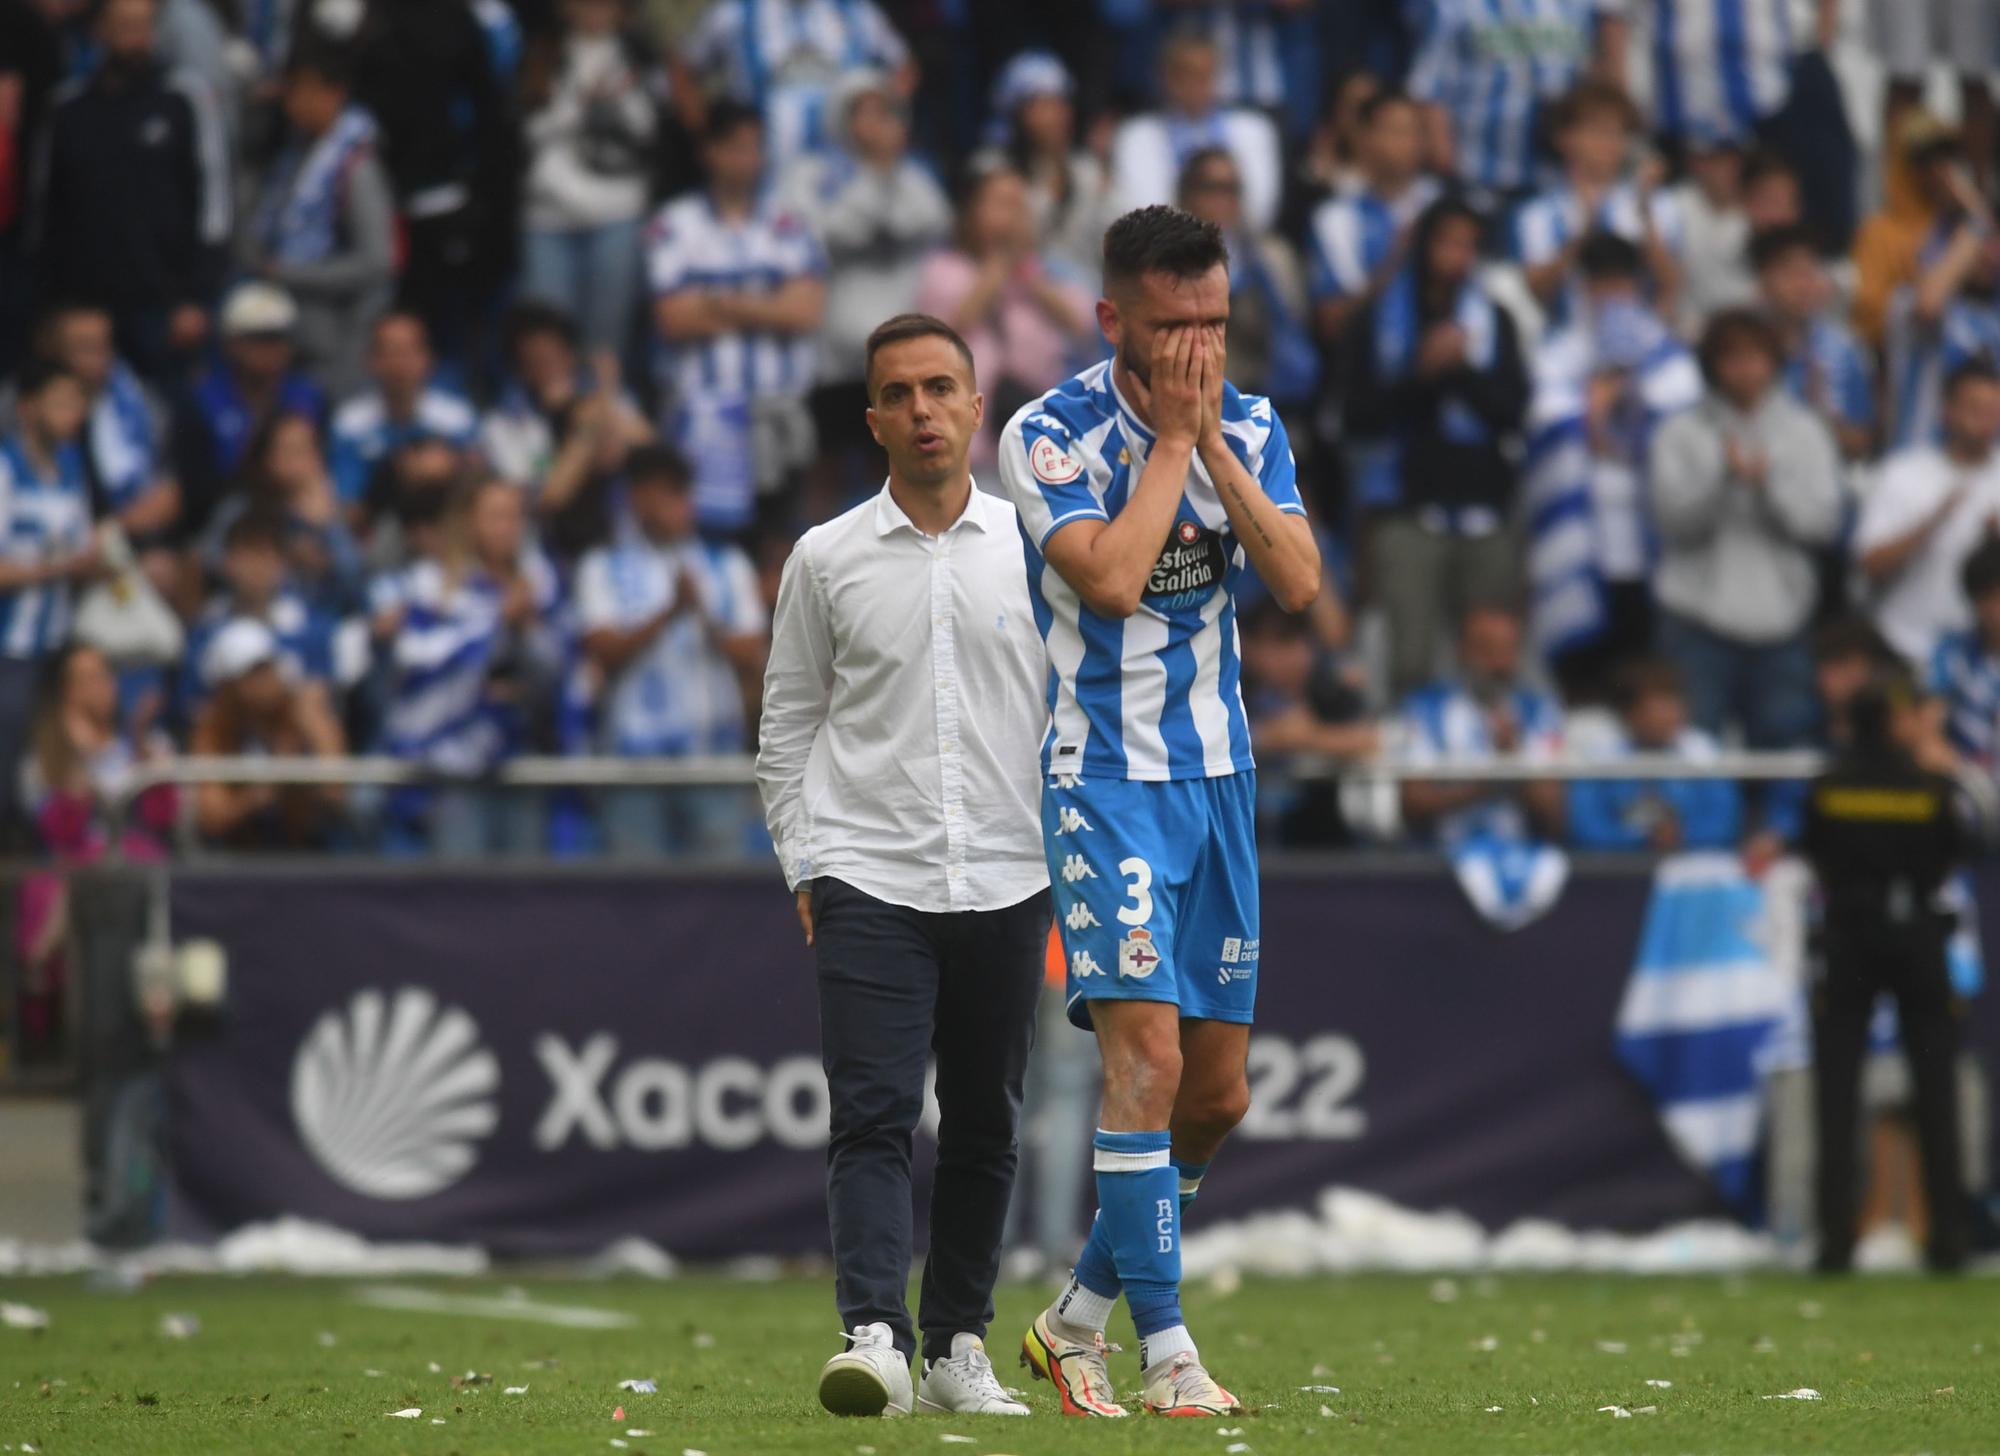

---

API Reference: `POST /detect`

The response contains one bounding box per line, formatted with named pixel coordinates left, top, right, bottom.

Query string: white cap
left=201, top=618, right=281, bottom=689
left=219, top=282, right=299, bottom=338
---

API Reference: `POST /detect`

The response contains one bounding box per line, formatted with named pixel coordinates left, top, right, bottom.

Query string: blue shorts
left=1043, top=772, right=1261, bottom=1030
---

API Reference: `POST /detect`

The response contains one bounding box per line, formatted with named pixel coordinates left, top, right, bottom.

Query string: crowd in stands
left=1, top=0, right=1999, bottom=864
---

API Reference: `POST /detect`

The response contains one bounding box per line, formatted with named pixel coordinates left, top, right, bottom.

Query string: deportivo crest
left=1030, top=435, right=1084, bottom=486
left=1145, top=522, right=1227, bottom=606
left=1118, top=928, right=1161, bottom=980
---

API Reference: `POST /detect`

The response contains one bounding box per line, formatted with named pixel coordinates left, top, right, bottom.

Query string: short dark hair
left=503, top=300, right=579, bottom=357
left=704, top=98, right=762, bottom=146
left=1749, top=223, right=1819, bottom=274
left=285, top=43, right=352, bottom=90
left=1358, top=87, right=1416, bottom=128
left=1102, top=205, right=1229, bottom=292
left=223, top=508, right=287, bottom=555
left=1813, top=614, right=1895, bottom=666
left=1945, top=358, right=2000, bottom=402
left=1697, top=307, right=1783, bottom=384
left=1612, top=657, right=1686, bottom=711
left=625, top=443, right=692, bottom=490
left=863, top=313, right=976, bottom=401
left=1741, top=148, right=1799, bottom=191
left=1577, top=230, right=1645, bottom=283
left=15, top=359, right=78, bottom=399
left=1174, top=145, right=1238, bottom=205
left=1963, top=537, right=2000, bottom=602
left=1548, top=76, right=1641, bottom=137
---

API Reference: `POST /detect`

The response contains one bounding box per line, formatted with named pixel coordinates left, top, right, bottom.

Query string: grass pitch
left=1, top=1270, right=1995, bottom=1454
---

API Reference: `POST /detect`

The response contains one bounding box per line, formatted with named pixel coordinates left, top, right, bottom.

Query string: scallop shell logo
left=292, top=987, right=500, bottom=1200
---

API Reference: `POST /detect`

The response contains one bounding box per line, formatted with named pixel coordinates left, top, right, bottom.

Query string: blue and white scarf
left=256, top=106, right=378, bottom=266
left=1524, top=302, right=1700, bottom=655
left=1356, top=269, right=1498, bottom=510
left=89, top=363, right=159, bottom=514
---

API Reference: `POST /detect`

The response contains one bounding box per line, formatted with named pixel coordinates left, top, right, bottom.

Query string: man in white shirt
left=756, top=313, right=1051, bottom=1420
left=1109, top=30, right=1281, bottom=235
left=1856, top=362, right=2000, bottom=669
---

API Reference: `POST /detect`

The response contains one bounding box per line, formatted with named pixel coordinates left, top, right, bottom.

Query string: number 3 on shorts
left=1116, top=857, right=1153, bottom=926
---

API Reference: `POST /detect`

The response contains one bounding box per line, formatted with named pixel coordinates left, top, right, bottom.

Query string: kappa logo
left=292, top=987, right=500, bottom=1200
left=1071, top=950, right=1107, bottom=979
left=1029, top=434, right=1085, bottom=486
left=1054, top=807, right=1093, bottom=835
left=1060, top=854, right=1097, bottom=884
left=1064, top=901, right=1102, bottom=932
left=1118, top=928, right=1161, bottom=981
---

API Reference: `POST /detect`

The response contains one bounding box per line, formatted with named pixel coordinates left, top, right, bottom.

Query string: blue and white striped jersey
left=369, top=553, right=561, bottom=774
left=0, top=437, right=92, bottom=661
left=1933, top=629, right=2000, bottom=771
left=1306, top=177, right=1442, bottom=303
left=1511, top=180, right=1684, bottom=327
left=1782, top=313, right=1875, bottom=438
left=328, top=385, right=479, bottom=503
left=1885, top=288, right=2000, bottom=450
left=1397, top=679, right=1565, bottom=847
left=1406, top=0, right=1620, bottom=192
left=180, top=589, right=335, bottom=718
left=679, top=0, right=910, bottom=168
left=575, top=535, right=766, bottom=757
left=645, top=192, right=825, bottom=406
left=996, top=361, right=1306, bottom=783
left=1643, top=0, right=1794, bottom=143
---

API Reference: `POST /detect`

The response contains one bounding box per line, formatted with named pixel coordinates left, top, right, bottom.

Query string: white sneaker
left=818, top=1323, right=913, bottom=1417
left=918, top=1333, right=1030, bottom=1415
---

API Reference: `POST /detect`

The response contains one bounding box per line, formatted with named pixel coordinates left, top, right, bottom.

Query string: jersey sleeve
left=1248, top=400, right=1305, bottom=515
left=855, top=1, right=911, bottom=68
left=645, top=208, right=694, bottom=295
left=997, top=405, right=1107, bottom=549
left=575, top=549, right=620, bottom=632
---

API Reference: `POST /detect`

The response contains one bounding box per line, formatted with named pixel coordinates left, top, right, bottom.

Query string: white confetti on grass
left=1598, top=1406, right=1632, bottom=1418
left=1472, top=1335, right=1499, bottom=1351
left=386, top=1408, right=422, bottom=1419
left=626, top=1431, right=654, bottom=1439
left=618, top=1378, right=658, bottom=1394
left=0, top=1303, right=49, bottom=1331
left=503, top=1385, right=529, bottom=1395
left=938, top=1437, right=976, bottom=1445
left=1429, top=1278, right=1460, bottom=1303
left=318, top=1331, right=338, bottom=1347
left=1299, top=1384, right=1340, bottom=1393
left=354, top=1284, right=636, bottom=1330
left=1595, top=1340, right=1628, bottom=1354
left=1645, top=1379, right=1673, bottom=1388
left=1763, top=1388, right=1821, bottom=1401
left=430, top=1418, right=446, bottom=1425
left=158, top=1313, right=200, bottom=1339
left=1226, top=1444, right=1253, bottom=1454
left=1320, top=1405, right=1334, bottom=1417
left=1484, top=1406, right=1504, bottom=1413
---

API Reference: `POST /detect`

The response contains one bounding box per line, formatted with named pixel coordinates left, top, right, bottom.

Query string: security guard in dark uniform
left=1801, top=677, right=1968, bottom=1274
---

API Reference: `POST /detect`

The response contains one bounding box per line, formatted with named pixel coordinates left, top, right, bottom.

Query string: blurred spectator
left=201, top=411, right=362, bottom=617
left=647, top=102, right=824, bottom=536
left=1109, top=29, right=1281, bottom=234
left=1884, top=164, right=2000, bottom=450
left=328, top=312, right=479, bottom=507
left=0, top=361, right=100, bottom=830
left=482, top=303, right=651, bottom=562
left=1856, top=363, right=2000, bottom=670
left=1239, top=598, right=1378, bottom=847
left=1567, top=657, right=1742, bottom=852
left=1176, top=0, right=1318, bottom=134
left=518, top=0, right=663, bottom=357
left=181, top=510, right=337, bottom=727
left=22, top=640, right=174, bottom=857
left=190, top=617, right=347, bottom=849
left=1294, top=68, right=1381, bottom=219
left=1650, top=308, right=1842, bottom=747
left=1853, top=115, right=1962, bottom=352
left=1669, top=137, right=1757, bottom=335
left=177, top=283, right=326, bottom=535
left=1753, top=223, right=1875, bottom=460
left=782, top=70, right=949, bottom=496
left=1177, top=147, right=1313, bottom=409
left=25, top=0, right=230, bottom=382
left=1740, top=148, right=1805, bottom=236
left=248, top=47, right=396, bottom=399
left=8, top=303, right=180, bottom=546
left=351, top=0, right=520, bottom=370
left=915, top=164, right=1093, bottom=472
left=973, top=50, right=1116, bottom=283
left=1305, top=87, right=1437, bottom=346
left=1406, top=0, right=1624, bottom=199
left=1347, top=197, right=1528, bottom=701
left=1874, top=0, right=1993, bottom=202
left=1525, top=232, right=1701, bottom=702
left=577, top=445, right=765, bottom=856
left=1632, top=0, right=1854, bottom=251
left=673, top=0, right=914, bottom=174
left=1513, top=79, right=1681, bottom=330
left=369, top=477, right=562, bottom=857
left=0, top=0, right=62, bottom=368
left=1930, top=537, right=2000, bottom=774
left=1398, top=602, right=1567, bottom=847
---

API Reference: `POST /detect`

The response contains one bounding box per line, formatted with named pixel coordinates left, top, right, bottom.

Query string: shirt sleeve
left=755, top=537, right=836, bottom=891
left=996, top=404, right=1106, bottom=549
left=575, top=550, right=620, bottom=632
left=645, top=207, right=694, bottom=295
left=854, top=1, right=911, bottom=68
left=1853, top=455, right=1944, bottom=555
left=1247, top=400, right=1306, bottom=515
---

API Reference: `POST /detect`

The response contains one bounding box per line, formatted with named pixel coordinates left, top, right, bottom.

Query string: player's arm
left=755, top=539, right=836, bottom=899
left=1194, top=325, right=1321, bottom=613
left=1038, top=327, right=1207, bottom=619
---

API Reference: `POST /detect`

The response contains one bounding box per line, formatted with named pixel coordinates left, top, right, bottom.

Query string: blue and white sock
left=1058, top=1153, right=1212, bottom=1331
left=1091, top=1129, right=1184, bottom=1362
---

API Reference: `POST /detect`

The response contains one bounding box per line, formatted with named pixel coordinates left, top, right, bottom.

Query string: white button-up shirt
left=756, top=481, right=1050, bottom=913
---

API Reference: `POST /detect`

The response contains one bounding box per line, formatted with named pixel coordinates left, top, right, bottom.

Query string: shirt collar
left=872, top=478, right=993, bottom=538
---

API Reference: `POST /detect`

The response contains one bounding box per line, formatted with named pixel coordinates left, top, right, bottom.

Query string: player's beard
left=1117, top=336, right=1151, bottom=390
